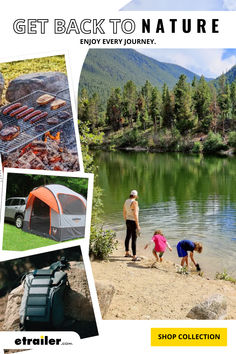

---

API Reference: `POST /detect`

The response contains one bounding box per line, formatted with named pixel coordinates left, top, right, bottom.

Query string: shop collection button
left=151, top=328, right=227, bottom=346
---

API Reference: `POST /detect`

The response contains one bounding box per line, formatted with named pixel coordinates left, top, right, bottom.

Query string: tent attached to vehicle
left=22, top=184, right=87, bottom=241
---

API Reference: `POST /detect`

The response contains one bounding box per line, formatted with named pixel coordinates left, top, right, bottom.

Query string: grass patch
left=0, top=55, right=67, bottom=105
left=3, top=223, right=60, bottom=251
left=215, top=270, right=236, bottom=284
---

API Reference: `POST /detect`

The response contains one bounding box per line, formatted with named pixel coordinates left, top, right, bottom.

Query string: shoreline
left=91, top=144, right=235, bottom=156
left=91, top=242, right=236, bottom=320
left=101, top=228, right=236, bottom=279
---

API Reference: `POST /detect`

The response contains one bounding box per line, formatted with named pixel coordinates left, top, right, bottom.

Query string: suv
left=5, top=197, right=27, bottom=228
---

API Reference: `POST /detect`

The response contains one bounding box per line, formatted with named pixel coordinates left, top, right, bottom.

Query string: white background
left=0, top=1, right=235, bottom=353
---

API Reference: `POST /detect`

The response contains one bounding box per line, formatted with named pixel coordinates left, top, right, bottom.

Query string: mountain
left=78, top=48, right=203, bottom=106
left=214, top=65, right=236, bottom=86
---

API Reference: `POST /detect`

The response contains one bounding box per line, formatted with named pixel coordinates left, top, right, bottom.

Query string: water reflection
left=94, top=151, right=236, bottom=276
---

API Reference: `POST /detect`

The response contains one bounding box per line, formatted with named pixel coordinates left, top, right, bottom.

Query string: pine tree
left=87, top=93, right=100, bottom=131
left=230, top=80, right=236, bottom=128
left=194, top=75, right=212, bottom=133
left=150, top=87, right=162, bottom=132
left=225, top=83, right=232, bottom=131
left=107, top=88, right=123, bottom=130
left=78, top=88, right=89, bottom=122
left=162, top=83, right=173, bottom=128
left=136, top=92, right=149, bottom=130
left=218, top=77, right=232, bottom=134
left=141, top=80, right=153, bottom=116
left=123, top=80, right=137, bottom=127
left=174, top=74, right=195, bottom=134
left=192, top=76, right=198, bottom=89
left=209, top=84, right=220, bottom=133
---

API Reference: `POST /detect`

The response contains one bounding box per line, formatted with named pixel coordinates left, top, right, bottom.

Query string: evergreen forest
left=79, top=73, right=236, bottom=154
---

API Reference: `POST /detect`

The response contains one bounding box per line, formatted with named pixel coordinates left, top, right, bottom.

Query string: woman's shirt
left=124, top=198, right=139, bottom=221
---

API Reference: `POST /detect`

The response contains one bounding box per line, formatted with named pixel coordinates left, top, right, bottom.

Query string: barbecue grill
left=56, top=88, right=71, bottom=101
left=0, top=89, right=73, bottom=155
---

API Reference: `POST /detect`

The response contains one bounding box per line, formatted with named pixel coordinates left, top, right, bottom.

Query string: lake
left=94, top=151, right=236, bottom=278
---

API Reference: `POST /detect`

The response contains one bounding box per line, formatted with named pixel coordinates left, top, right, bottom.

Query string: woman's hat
left=130, top=190, right=138, bottom=196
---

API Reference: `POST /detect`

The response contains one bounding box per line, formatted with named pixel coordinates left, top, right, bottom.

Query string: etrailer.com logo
left=15, top=335, right=62, bottom=345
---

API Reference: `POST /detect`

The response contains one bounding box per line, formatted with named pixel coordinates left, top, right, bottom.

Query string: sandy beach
left=91, top=242, right=236, bottom=320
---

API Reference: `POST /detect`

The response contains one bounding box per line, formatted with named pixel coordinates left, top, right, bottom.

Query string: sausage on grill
left=3, top=103, right=22, bottom=115
left=10, top=105, right=28, bottom=117
left=30, top=112, right=48, bottom=124
left=16, top=107, right=34, bottom=119
left=23, top=110, right=42, bottom=122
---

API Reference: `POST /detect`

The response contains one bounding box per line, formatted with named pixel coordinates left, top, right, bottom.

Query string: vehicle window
left=5, top=199, right=12, bottom=206
left=10, top=199, right=21, bottom=206
left=19, top=199, right=26, bottom=206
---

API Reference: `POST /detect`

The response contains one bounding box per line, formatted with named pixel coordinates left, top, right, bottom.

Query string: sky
left=135, top=49, right=236, bottom=78
left=122, top=0, right=236, bottom=11
left=121, top=1, right=236, bottom=77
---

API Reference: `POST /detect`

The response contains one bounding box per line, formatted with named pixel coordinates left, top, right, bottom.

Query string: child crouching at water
left=177, top=240, right=203, bottom=271
left=144, top=230, right=172, bottom=264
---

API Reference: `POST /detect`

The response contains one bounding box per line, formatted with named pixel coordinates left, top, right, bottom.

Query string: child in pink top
left=144, top=230, right=172, bottom=263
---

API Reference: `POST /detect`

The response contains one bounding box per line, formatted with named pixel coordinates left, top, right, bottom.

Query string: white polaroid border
left=0, top=167, right=93, bottom=258
left=0, top=242, right=102, bottom=350
left=0, top=155, right=2, bottom=201
left=0, top=49, right=84, bottom=173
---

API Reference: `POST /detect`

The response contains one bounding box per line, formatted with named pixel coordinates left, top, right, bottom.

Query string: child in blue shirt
left=177, top=240, right=203, bottom=271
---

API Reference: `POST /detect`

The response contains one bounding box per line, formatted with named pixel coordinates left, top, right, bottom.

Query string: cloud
left=136, top=49, right=236, bottom=78
left=122, top=0, right=228, bottom=11
left=223, top=0, right=236, bottom=10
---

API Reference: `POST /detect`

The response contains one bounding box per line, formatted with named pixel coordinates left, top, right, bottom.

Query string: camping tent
left=23, top=184, right=87, bottom=241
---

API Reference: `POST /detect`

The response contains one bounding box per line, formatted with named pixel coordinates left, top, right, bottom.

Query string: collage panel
left=79, top=47, right=236, bottom=321
left=1, top=169, right=93, bottom=252
left=0, top=245, right=98, bottom=339
left=0, top=54, right=82, bottom=172
left=0, top=51, right=100, bottom=350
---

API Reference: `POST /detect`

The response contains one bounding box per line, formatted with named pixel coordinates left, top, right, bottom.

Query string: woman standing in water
left=123, top=190, right=141, bottom=261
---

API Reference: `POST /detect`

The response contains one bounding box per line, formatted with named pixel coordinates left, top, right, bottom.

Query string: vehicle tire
left=15, top=215, right=23, bottom=229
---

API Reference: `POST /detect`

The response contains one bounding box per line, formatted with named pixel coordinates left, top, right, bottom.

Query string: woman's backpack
left=19, top=257, right=70, bottom=330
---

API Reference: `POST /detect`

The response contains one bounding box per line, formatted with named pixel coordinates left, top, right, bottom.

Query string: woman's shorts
left=177, top=242, right=188, bottom=257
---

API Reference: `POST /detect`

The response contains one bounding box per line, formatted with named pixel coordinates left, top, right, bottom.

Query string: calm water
left=94, top=151, right=236, bottom=277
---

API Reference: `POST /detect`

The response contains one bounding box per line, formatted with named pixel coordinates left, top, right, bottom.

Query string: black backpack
left=20, top=257, right=70, bottom=330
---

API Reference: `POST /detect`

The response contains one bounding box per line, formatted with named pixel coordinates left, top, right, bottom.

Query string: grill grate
left=56, top=88, right=71, bottom=101
left=0, top=90, right=73, bottom=155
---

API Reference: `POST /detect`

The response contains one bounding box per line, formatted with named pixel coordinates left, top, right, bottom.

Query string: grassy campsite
left=3, top=172, right=89, bottom=251
left=3, top=224, right=59, bottom=251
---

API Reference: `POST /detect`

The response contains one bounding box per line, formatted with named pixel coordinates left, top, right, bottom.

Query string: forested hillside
left=214, top=65, right=236, bottom=86
left=79, top=72, right=236, bottom=154
left=79, top=49, right=204, bottom=108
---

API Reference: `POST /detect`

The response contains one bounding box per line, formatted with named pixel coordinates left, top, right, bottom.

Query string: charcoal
left=18, top=150, right=37, bottom=164
left=17, top=162, right=31, bottom=169
left=30, top=155, right=46, bottom=169
left=3, top=135, right=80, bottom=171
left=31, top=140, right=46, bottom=148
left=41, top=155, right=48, bottom=165
left=71, top=159, right=80, bottom=171
left=52, top=163, right=64, bottom=171
left=34, top=149, right=47, bottom=156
